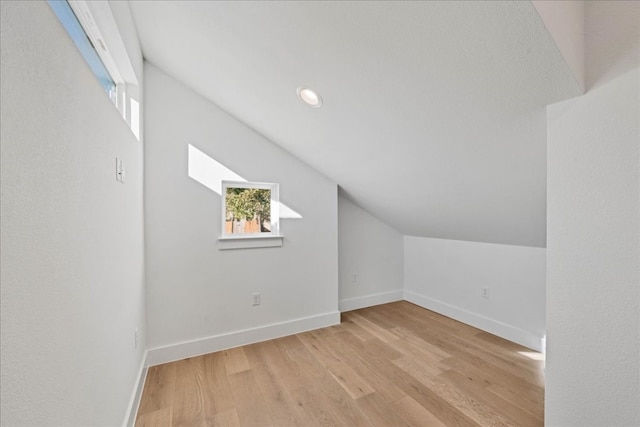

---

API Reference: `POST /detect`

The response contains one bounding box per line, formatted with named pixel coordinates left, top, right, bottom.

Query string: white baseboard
left=146, top=311, right=340, bottom=367
left=404, top=290, right=544, bottom=352
left=123, top=351, right=148, bottom=427
left=339, top=290, right=404, bottom=312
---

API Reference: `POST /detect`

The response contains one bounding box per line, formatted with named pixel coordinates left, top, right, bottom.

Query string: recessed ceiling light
left=297, top=86, right=323, bottom=108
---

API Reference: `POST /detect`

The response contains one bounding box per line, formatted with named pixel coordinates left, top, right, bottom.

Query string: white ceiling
left=130, top=0, right=581, bottom=247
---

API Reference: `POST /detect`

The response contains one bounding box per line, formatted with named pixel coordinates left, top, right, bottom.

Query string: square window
left=221, top=181, right=280, bottom=238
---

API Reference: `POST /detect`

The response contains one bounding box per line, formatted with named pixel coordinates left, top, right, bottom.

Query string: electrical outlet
left=252, top=292, right=261, bottom=306
left=134, top=329, right=139, bottom=349
left=352, top=273, right=359, bottom=283
left=481, top=287, right=489, bottom=299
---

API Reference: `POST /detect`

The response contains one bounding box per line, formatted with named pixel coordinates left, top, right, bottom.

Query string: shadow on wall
left=187, top=144, right=303, bottom=219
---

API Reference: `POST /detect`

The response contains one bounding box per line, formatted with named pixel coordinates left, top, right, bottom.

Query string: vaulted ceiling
left=130, top=1, right=581, bottom=247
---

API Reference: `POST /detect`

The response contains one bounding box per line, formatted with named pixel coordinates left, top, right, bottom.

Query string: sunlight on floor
left=518, top=351, right=545, bottom=361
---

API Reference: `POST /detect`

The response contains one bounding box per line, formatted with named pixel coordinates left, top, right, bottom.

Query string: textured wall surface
left=0, top=2, right=145, bottom=426
left=144, top=64, right=339, bottom=354
left=546, top=67, right=639, bottom=427
left=545, top=2, right=639, bottom=425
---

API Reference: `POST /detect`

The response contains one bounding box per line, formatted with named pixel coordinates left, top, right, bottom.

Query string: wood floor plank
left=336, top=333, right=404, bottom=362
left=243, top=338, right=307, bottom=391
left=356, top=392, right=412, bottom=427
left=391, top=325, right=452, bottom=360
left=223, top=346, right=250, bottom=375
left=289, top=383, right=360, bottom=427
left=249, top=362, right=307, bottom=426
left=394, top=354, right=445, bottom=379
left=251, top=337, right=345, bottom=426
left=416, top=325, right=545, bottom=388
left=344, top=311, right=401, bottom=343
left=442, top=355, right=545, bottom=406
left=392, top=338, right=451, bottom=373
left=137, top=362, right=177, bottom=416
left=393, top=356, right=515, bottom=427
left=243, top=339, right=308, bottom=426
left=298, top=331, right=376, bottom=400
left=309, top=380, right=373, bottom=426
left=326, top=332, right=407, bottom=403
left=392, top=395, right=448, bottom=427
left=384, top=302, right=475, bottom=339
left=285, top=339, right=373, bottom=426
left=387, top=365, right=480, bottom=427
left=171, top=358, right=207, bottom=427
left=210, top=409, right=241, bottom=427
left=441, top=370, right=542, bottom=427
left=349, top=340, right=480, bottom=426
left=137, top=301, right=545, bottom=427
left=486, top=382, right=545, bottom=420
left=339, top=313, right=377, bottom=342
left=463, top=333, right=544, bottom=383
left=135, top=407, right=173, bottom=427
left=202, top=351, right=236, bottom=416
left=228, top=370, right=275, bottom=427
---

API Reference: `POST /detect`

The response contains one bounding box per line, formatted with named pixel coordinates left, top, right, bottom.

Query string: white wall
left=546, top=3, right=639, bottom=424
left=338, top=193, right=403, bottom=311
left=404, top=237, right=546, bottom=351
left=144, top=64, right=339, bottom=364
left=546, top=66, right=639, bottom=427
left=0, top=2, right=145, bottom=426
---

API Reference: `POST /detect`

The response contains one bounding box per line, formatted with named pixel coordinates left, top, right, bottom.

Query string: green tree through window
left=225, top=188, right=271, bottom=233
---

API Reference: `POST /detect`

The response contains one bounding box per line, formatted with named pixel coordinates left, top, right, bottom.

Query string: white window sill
left=218, top=234, right=283, bottom=250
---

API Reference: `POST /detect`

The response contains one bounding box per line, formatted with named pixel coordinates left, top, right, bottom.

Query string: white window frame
left=67, top=0, right=124, bottom=108
left=51, top=0, right=141, bottom=140
left=218, top=181, right=283, bottom=250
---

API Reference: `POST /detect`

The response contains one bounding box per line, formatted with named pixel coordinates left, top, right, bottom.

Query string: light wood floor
left=136, top=301, right=544, bottom=426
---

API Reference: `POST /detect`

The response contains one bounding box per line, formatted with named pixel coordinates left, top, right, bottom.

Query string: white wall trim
left=404, top=290, right=544, bottom=352
left=339, top=290, right=404, bottom=312
left=123, top=351, right=149, bottom=427
left=217, top=234, right=284, bottom=250
left=146, top=311, right=340, bottom=367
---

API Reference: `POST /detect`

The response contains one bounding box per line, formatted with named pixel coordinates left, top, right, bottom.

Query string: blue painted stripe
left=48, top=0, right=116, bottom=96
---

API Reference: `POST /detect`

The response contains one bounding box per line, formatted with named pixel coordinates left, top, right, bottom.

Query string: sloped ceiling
left=130, top=0, right=581, bottom=247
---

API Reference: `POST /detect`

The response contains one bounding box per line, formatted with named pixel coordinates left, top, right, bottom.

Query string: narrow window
left=48, top=0, right=117, bottom=102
